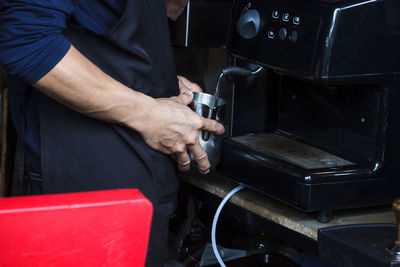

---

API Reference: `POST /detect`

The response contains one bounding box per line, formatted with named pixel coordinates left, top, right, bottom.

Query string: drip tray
left=231, top=133, right=355, bottom=169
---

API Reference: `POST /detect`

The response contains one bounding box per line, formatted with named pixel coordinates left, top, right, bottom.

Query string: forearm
left=34, top=44, right=224, bottom=174
left=33, top=45, right=154, bottom=130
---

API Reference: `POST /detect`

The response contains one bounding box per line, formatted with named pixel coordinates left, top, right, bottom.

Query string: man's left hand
left=177, top=75, right=202, bottom=94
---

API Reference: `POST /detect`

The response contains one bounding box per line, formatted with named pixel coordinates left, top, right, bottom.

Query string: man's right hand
left=133, top=91, right=225, bottom=174
left=33, top=45, right=224, bottom=174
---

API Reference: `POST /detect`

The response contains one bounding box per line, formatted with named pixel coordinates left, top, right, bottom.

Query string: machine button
left=267, top=30, right=275, bottom=39
left=289, top=31, right=298, bottom=43
left=272, top=10, right=280, bottom=19
left=283, top=13, right=290, bottom=22
left=293, top=16, right=300, bottom=25
left=278, top=28, right=287, bottom=40
left=236, top=9, right=262, bottom=39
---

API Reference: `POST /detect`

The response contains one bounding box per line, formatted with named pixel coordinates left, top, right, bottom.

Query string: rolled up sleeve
left=0, top=0, right=76, bottom=84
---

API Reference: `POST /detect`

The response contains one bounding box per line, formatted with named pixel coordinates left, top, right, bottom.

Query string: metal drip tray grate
left=231, top=133, right=355, bottom=169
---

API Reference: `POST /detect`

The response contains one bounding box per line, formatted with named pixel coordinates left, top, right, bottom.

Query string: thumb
left=176, top=90, right=193, bottom=105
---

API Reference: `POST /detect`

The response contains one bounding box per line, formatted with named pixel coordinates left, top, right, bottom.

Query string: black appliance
left=218, top=0, right=400, bottom=218
left=318, top=224, right=400, bottom=267
left=169, top=0, right=234, bottom=47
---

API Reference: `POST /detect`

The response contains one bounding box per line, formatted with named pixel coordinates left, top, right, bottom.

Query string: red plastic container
left=0, top=189, right=153, bottom=267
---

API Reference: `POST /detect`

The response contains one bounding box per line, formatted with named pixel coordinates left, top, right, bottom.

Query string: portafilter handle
left=393, top=198, right=400, bottom=246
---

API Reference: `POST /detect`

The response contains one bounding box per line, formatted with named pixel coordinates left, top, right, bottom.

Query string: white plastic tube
left=211, top=184, right=246, bottom=267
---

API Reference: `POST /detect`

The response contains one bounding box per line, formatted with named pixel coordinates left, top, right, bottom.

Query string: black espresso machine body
left=218, top=0, right=400, bottom=212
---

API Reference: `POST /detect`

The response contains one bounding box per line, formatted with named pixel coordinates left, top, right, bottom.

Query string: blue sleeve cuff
left=23, top=37, right=71, bottom=84
left=0, top=1, right=76, bottom=84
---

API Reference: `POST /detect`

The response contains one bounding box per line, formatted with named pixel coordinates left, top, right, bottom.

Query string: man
left=0, top=0, right=224, bottom=266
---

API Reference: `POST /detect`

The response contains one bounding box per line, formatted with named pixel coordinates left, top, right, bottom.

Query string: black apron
left=34, top=0, right=180, bottom=266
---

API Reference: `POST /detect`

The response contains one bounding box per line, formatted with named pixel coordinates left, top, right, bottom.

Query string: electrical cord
left=211, top=184, right=246, bottom=267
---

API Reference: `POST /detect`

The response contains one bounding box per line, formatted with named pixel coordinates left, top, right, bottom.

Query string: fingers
left=188, top=142, right=210, bottom=174
left=175, top=90, right=193, bottom=105
left=177, top=75, right=203, bottom=93
left=200, top=117, right=225, bottom=136
left=175, top=150, right=191, bottom=172
left=174, top=145, right=211, bottom=175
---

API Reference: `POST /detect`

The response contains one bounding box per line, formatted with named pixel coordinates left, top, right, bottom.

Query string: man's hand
left=165, top=0, right=189, bottom=21
left=134, top=91, right=224, bottom=174
left=34, top=46, right=224, bottom=174
left=177, top=75, right=202, bottom=94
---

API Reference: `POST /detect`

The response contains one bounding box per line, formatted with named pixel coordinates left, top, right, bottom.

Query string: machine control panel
left=236, top=4, right=304, bottom=43
left=229, top=0, right=322, bottom=75
left=270, top=9, right=300, bottom=43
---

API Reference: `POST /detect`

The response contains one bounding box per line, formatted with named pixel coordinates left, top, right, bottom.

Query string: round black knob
left=279, top=28, right=288, bottom=40
left=236, top=9, right=262, bottom=39
left=289, top=31, right=298, bottom=43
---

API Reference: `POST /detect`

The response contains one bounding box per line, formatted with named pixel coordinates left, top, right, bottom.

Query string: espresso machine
left=216, top=0, right=400, bottom=219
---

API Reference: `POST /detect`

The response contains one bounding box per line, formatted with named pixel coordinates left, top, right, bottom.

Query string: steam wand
left=204, top=66, right=263, bottom=140
left=212, top=66, right=263, bottom=110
